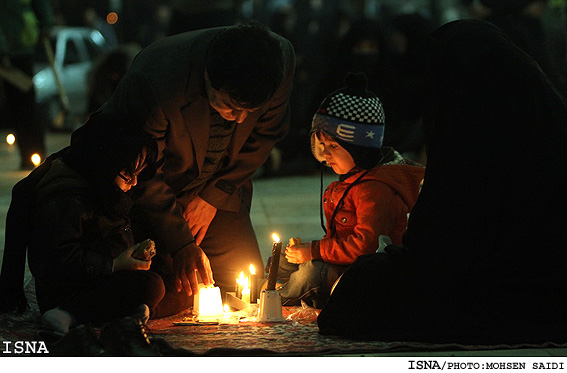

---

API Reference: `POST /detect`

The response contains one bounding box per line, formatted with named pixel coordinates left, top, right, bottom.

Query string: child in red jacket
left=277, top=72, right=425, bottom=308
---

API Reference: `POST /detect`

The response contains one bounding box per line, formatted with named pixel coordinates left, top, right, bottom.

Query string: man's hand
left=172, top=243, right=214, bottom=296
left=183, top=196, right=217, bottom=245
left=285, top=241, right=313, bottom=264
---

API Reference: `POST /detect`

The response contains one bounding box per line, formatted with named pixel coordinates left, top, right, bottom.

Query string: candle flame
left=249, top=264, right=255, bottom=275
left=236, top=271, right=248, bottom=286
left=6, top=134, right=15, bottom=145
left=272, top=233, right=280, bottom=243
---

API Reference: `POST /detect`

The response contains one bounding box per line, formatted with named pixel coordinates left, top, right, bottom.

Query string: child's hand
left=289, top=237, right=302, bottom=246
left=113, top=243, right=152, bottom=272
left=285, top=241, right=312, bottom=264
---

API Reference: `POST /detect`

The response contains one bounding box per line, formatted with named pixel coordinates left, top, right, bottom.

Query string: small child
left=277, top=72, right=425, bottom=308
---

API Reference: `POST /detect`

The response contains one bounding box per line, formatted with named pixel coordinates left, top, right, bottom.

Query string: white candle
left=249, top=264, right=258, bottom=304
left=236, top=271, right=246, bottom=299
left=194, top=285, right=223, bottom=322
left=241, top=283, right=250, bottom=304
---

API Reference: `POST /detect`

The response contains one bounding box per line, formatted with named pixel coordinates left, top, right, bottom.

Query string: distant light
left=6, top=134, right=15, bottom=145
left=31, top=154, right=41, bottom=166
left=106, top=12, right=118, bottom=25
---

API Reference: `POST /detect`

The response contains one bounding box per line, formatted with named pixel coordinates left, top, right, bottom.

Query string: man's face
left=205, top=72, right=258, bottom=123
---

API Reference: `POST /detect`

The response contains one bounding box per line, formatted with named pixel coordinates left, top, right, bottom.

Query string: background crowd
left=2, top=0, right=566, bottom=174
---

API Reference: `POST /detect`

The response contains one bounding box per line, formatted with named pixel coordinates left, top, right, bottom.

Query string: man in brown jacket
left=94, top=22, right=295, bottom=317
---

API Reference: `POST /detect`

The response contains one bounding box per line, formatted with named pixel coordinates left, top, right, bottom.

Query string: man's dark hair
left=206, top=21, right=285, bottom=108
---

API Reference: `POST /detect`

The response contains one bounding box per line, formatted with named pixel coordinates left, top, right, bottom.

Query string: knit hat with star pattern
left=311, top=72, right=385, bottom=169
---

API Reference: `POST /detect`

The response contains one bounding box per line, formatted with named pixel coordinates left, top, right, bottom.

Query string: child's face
left=114, top=151, right=148, bottom=192
left=316, top=132, right=356, bottom=175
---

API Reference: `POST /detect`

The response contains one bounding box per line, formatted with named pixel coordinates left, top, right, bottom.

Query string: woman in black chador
left=318, top=19, right=567, bottom=344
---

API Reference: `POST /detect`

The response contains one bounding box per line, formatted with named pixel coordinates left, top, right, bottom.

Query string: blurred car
left=33, top=26, right=111, bottom=131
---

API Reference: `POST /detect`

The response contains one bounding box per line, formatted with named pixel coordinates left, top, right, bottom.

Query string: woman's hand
left=113, top=243, right=152, bottom=272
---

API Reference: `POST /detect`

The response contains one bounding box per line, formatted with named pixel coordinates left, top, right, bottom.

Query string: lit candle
left=223, top=304, right=231, bottom=322
left=266, top=233, right=282, bottom=290
left=241, top=279, right=250, bottom=304
left=194, top=285, right=223, bottom=322
left=249, top=264, right=258, bottom=304
left=236, top=271, right=246, bottom=299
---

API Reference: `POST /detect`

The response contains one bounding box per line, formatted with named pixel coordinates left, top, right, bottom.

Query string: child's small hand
left=285, top=241, right=312, bottom=264
left=289, top=237, right=302, bottom=246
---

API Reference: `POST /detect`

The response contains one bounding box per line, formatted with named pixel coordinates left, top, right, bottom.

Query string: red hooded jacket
left=312, top=150, right=424, bottom=265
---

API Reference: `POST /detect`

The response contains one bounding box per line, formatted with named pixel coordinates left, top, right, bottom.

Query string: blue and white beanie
left=311, top=72, right=386, bottom=169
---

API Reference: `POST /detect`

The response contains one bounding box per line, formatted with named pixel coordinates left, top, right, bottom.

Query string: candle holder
left=257, top=289, right=284, bottom=322
left=194, top=285, right=224, bottom=322
left=225, top=291, right=251, bottom=311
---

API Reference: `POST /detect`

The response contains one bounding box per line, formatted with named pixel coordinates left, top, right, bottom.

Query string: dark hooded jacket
left=1, top=112, right=156, bottom=314
left=318, top=19, right=567, bottom=344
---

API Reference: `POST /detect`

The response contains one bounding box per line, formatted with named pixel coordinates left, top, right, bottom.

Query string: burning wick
left=6, top=134, right=15, bottom=145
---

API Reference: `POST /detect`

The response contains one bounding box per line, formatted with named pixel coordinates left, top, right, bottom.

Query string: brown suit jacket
left=98, top=27, right=295, bottom=254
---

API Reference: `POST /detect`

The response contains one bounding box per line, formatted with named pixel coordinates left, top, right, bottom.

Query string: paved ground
left=1, top=130, right=565, bottom=357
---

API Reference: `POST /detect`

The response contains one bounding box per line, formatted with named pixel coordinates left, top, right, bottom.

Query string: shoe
left=45, top=324, right=109, bottom=357
left=35, top=328, right=66, bottom=344
left=42, top=307, right=77, bottom=334
left=133, top=304, right=150, bottom=324
left=99, top=316, right=161, bottom=356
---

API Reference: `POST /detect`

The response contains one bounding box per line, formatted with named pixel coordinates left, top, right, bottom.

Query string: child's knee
left=141, top=271, right=166, bottom=307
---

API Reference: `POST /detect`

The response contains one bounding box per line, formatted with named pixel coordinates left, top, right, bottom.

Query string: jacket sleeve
left=199, top=38, right=296, bottom=211
left=316, top=181, right=404, bottom=265
left=31, top=192, right=116, bottom=283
